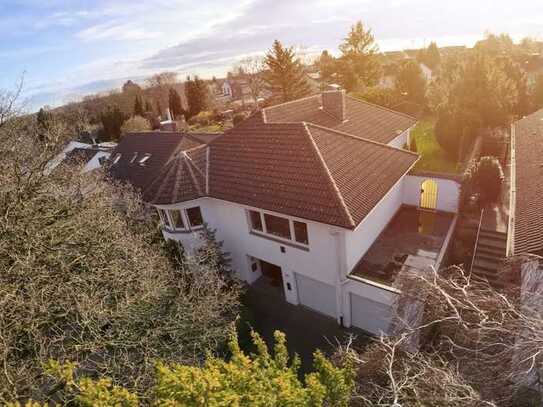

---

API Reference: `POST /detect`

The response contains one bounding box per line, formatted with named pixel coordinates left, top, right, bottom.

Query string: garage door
left=350, top=293, right=391, bottom=335
left=296, top=274, right=336, bottom=318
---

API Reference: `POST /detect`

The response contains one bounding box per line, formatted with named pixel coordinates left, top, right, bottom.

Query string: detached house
left=109, top=89, right=460, bottom=335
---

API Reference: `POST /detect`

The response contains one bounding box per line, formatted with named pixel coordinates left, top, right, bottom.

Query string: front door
left=260, top=260, right=283, bottom=287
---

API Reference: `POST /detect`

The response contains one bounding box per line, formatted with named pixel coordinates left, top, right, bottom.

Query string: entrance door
left=420, top=179, right=438, bottom=210
left=260, top=260, right=283, bottom=287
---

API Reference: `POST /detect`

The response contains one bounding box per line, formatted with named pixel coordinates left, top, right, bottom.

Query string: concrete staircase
left=471, top=229, right=507, bottom=287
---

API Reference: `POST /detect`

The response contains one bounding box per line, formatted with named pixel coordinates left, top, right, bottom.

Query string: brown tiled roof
left=307, top=124, right=419, bottom=225
left=143, top=145, right=207, bottom=204
left=108, top=132, right=204, bottom=191
left=513, top=109, right=543, bottom=255
left=262, top=94, right=417, bottom=144
left=208, top=122, right=354, bottom=227
left=144, top=120, right=418, bottom=229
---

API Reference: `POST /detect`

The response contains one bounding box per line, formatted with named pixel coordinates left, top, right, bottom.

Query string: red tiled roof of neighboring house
left=108, top=132, right=205, bottom=191
left=512, top=108, right=543, bottom=255
left=261, top=94, right=417, bottom=144
left=141, top=120, right=418, bottom=229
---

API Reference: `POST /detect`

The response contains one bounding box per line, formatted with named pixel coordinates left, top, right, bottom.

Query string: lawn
left=411, top=118, right=459, bottom=174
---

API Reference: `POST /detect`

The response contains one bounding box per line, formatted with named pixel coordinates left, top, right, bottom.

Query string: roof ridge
left=305, top=122, right=419, bottom=158
left=182, top=153, right=204, bottom=196
left=302, top=122, right=355, bottom=228
left=183, top=150, right=205, bottom=179
left=145, top=157, right=179, bottom=203
left=345, top=94, right=417, bottom=121
left=262, top=94, right=321, bottom=123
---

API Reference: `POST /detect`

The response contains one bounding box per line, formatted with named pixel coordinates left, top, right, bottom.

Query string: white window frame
left=138, top=153, right=151, bottom=166
left=130, top=152, right=138, bottom=163
left=247, top=209, right=309, bottom=247
left=167, top=209, right=188, bottom=231
left=157, top=208, right=171, bottom=228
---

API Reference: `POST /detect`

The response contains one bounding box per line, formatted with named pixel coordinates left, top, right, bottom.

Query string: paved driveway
left=240, top=284, right=372, bottom=374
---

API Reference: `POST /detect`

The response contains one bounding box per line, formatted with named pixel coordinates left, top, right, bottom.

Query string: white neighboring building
left=109, top=89, right=460, bottom=335
left=46, top=141, right=116, bottom=174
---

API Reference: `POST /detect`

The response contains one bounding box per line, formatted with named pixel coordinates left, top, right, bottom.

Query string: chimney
left=322, top=84, right=346, bottom=122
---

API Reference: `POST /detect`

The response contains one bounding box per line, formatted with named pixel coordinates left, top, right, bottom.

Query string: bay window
left=157, top=209, right=170, bottom=228
left=186, top=206, right=203, bottom=228
left=169, top=209, right=185, bottom=230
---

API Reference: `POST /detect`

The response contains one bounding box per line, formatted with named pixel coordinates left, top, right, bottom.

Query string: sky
left=1, top=0, right=542, bottom=110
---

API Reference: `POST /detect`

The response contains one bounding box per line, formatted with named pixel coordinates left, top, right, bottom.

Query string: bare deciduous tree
left=0, top=83, right=241, bottom=403
left=233, top=56, right=266, bottom=108
left=146, top=72, right=178, bottom=89
left=338, top=258, right=543, bottom=406
left=0, top=75, right=24, bottom=129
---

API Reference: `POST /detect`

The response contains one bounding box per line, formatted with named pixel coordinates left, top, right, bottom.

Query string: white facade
left=154, top=170, right=460, bottom=335
left=388, top=127, right=413, bottom=149
left=403, top=175, right=460, bottom=213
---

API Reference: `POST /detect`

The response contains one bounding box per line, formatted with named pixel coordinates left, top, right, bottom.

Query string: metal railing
left=470, top=208, right=485, bottom=273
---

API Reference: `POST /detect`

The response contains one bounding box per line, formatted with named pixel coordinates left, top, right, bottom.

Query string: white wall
left=156, top=198, right=343, bottom=313
left=403, top=175, right=460, bottom=213
left=388, top=128, right=411, bottom=149
left=83, top=151, right=110, bottom=172
left=342, top=276, right=399, bottom=334
left=344, top=176, right=405, bottom=273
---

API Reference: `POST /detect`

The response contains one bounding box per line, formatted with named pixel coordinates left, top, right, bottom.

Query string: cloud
left=77, top=22, right=162, bottom=42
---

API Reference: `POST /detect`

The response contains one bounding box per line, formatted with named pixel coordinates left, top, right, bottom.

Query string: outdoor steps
left=471, top=229, right=507, bottom=288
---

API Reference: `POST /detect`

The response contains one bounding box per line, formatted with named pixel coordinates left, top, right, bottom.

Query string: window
left=249, top=209, right=310, bottom=247
left=264, top=214, right=291, bottom=240
left=112, top=153, right=121, bottom=164
left=293, top=221, right=309, bottom=245
left=249, top=210, right=263, bottom=231
left=157, top=209, right=170, bottom=228
left=186, top=206, right=203, bottom=228
left=130, top=152, right=138, bottom=163
left=138, top=153, right=151, bottom=165
left=169, top=210, right=185, bottom=230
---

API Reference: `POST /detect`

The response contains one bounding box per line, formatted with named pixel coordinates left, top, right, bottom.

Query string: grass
left=411, top=118, right=459, bottom=174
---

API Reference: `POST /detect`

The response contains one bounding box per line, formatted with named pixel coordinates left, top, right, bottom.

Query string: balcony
left=350, top=206, right=455, bottom=286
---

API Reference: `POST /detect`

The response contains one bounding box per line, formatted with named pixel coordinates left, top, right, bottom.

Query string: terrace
left=350, top=206, right=455, bottom=286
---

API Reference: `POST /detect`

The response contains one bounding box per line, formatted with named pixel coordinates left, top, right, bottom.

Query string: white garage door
left=296, top=274, right=336, bottom=318
left=350, top=293, right=392, bottom=335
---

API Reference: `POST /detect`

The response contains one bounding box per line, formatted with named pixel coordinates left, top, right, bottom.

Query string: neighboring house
left=419, top=62, right=434, bottom=82
left=519, top=53, right=543, bottom=87
left=508, top=108, right=543, bottom=258
left=47, top=141, right=116, bottom=174
left=108, top=88, right=460, bottom=335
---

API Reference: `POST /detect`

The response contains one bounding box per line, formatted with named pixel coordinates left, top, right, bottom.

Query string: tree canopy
left=168, top=87, right=185, bottom=119
left=0, top=96, right=241, bottom=403
left=336, top=21, right=380, bottom=91
left=17, top=331, right=355, bottom=406
left=394, top=60, right=427, bottom=107
left=264, top=40, right=311, bottom=103
left=185, top=76, right=209, bottom=118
